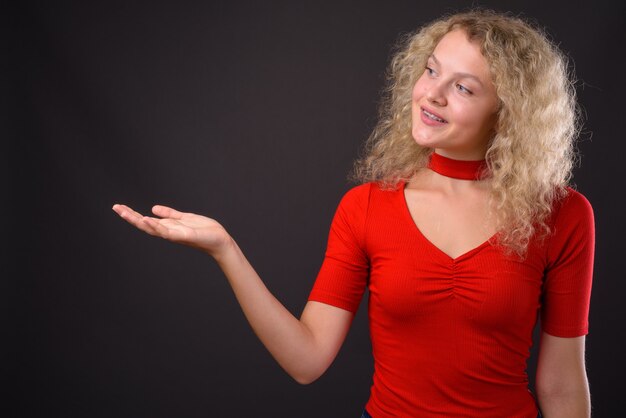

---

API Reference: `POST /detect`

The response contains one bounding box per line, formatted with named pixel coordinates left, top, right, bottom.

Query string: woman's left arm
left=535, top=332, right=591, bottom=418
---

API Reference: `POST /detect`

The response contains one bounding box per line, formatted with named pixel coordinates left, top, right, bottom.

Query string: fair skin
left=411, top=29, right=500, bottom=161
left=407, top=29, right=501, bottom=262
left=111, top=203, right=353, bottom=385
left=406, top=29, right=590, bottom=417
left=113, top=29, right=590, bottom=416
left=537, top=333, right=591, bottom=418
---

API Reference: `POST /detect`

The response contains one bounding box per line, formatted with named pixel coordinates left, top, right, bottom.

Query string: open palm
left=112, top=204, right=231, bottom=255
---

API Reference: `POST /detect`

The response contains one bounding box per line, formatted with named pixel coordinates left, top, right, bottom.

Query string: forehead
left=431, top=29, right=492, bottom=81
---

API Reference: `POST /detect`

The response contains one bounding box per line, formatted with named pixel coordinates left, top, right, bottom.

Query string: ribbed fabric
left=308, top=182, right=595, bottom=418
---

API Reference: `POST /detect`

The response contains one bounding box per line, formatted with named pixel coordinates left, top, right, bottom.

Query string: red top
left=308, top=182, right=595, bottom=418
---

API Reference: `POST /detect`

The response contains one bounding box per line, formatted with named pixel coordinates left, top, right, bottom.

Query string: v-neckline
left=399, top=181, right=498, bottom=262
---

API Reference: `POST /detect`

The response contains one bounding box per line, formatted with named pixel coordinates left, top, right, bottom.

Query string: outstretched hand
left=112, top=204, right=232, bottom=257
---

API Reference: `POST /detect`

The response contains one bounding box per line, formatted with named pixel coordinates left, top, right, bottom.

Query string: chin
left=411, top=129, right=437, bottom=149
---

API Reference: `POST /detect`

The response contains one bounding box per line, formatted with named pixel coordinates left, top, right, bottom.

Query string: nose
left=425, top=81, right=447, bottom=106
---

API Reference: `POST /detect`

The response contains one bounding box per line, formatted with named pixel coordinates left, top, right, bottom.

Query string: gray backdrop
left=8, top=0, right=625, bottom=416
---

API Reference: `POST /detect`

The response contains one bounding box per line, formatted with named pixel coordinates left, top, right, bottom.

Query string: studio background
left=8, top=1, right=625, bottom=417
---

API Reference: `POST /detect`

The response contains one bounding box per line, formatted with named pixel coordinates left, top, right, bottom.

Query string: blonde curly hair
left=352, top=9, right=580, bottom=257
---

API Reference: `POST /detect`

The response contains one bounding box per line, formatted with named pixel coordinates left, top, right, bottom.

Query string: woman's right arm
left=112, top=203, right=353, bottom=384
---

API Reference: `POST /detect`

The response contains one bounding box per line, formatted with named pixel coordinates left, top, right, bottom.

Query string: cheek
left=412, top=77, right=426, bottom=101
left=474, top=106, right=498, bottom=131
left=453, top=102, right=495, bottom=129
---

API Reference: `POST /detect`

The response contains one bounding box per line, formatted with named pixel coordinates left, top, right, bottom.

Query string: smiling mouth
left=422, top=108, right=448, bottom=123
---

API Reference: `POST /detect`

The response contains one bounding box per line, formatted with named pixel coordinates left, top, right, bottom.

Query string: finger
left=152, top=205, right=186, bottom=220
left=113, top=204, right=146, bottom=224
left=112, top=204, right=141, bottom=217
left=142, top=216, right=171, bottom=238
left=112, top=203, right=130, bottom=216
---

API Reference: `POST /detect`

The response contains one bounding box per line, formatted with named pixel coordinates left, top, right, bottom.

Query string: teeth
left=423, top=109, right=445, bottom=123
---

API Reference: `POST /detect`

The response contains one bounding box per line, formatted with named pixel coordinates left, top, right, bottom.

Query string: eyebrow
left=429, top=54, right=484, bottom=87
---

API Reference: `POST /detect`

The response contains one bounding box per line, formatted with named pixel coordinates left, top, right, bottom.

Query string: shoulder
left=334, top=183, right=370, bottom=210
left=546, top=187, right=595, bottom=258
left=341, top=182, right=373, bottom=201
left=553, top=187, right=594, bottom=226
left=338, top=181, right=403, bottom=208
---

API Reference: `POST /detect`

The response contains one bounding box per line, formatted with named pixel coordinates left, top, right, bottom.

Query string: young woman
left=113, top=10, right=594, bottom=418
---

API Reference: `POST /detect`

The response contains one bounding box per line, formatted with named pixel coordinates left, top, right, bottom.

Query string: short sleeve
left=307, top=184, right=371, bottom=313
left=540, top=189, right=595, bottom=337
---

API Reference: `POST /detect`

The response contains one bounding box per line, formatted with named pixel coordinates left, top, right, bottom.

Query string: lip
left=420, top=106, right=448, bottom=126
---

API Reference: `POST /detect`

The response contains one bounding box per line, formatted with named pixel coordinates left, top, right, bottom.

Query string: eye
left=456, top=83, right=473, bottom=95
left=425, top=66, right=436, bottom=76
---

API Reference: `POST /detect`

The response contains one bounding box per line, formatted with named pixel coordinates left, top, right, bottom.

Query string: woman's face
left=411, top=29, right=500, bottom=160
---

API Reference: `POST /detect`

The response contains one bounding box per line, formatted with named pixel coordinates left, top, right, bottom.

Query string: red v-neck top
left=308, top=182, right=595, bottom=418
